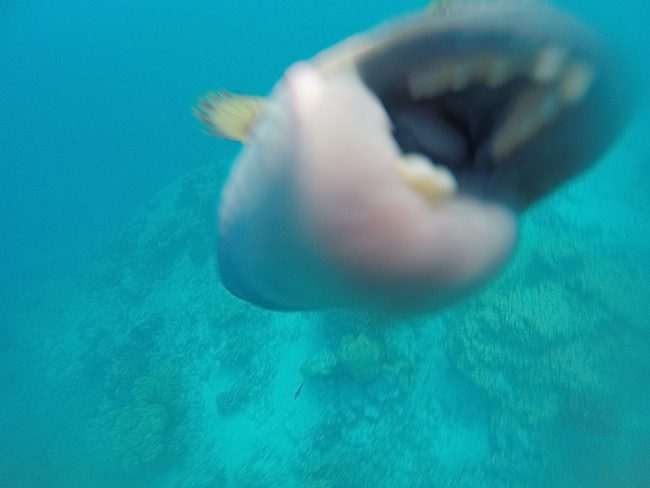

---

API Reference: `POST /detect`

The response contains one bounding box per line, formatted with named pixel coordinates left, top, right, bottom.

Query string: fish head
left=217, top=0, right=634, bottom=312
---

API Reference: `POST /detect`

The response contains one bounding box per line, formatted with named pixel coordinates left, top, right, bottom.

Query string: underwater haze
left=1, top=0, right=649, bottom=487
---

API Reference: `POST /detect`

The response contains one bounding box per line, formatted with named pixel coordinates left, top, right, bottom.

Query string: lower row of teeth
left=396, top=154, right=458, bottom=204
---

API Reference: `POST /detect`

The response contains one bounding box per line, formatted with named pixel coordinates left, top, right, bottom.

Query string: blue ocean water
left=1, top=0, right=648, bottom=486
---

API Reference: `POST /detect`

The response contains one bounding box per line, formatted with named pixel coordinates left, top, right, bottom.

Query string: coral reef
left=212, top=312, right=267, bottom=369
left=67, top=165, right=253, bottom=480
left=112, top=401, right=169, bottom=469
left=442, top=202, right=648, bottom=486
left=300, top=328, right=415, bottom=400
left=93, top=164, right=224, bottom=296
left=300, top=332, right=389, bottom=383
left=231, top=448, right=289, bottom=488
left=215, top=381, right=260, bottom=416
left=11, top=153, right=649, bottom=488
left=300, top=350, right=338, bottom=379
left=337, top=333, right=385, bottom=383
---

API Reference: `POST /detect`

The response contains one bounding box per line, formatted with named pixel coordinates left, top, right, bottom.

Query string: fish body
left=197, top=1, right=634, bottom=312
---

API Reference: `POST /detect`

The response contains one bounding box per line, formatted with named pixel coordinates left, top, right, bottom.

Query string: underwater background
left=1, top=0, right=649, bottom=486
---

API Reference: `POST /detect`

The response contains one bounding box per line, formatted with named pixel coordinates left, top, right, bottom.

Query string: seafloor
left=2, top=114, right=649, bottom=488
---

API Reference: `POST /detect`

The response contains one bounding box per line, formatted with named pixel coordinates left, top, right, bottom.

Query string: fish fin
left=426, top=0, right=452, bottom=15
left=193, top=90, right=267, bottom=143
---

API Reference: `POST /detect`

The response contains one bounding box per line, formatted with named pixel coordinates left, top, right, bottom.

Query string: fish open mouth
left=387, top=50, right=594, bottom=200
left=345, top=0, right=627, bottom=211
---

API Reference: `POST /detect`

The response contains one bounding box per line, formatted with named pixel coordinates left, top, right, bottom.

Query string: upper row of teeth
left=408, top=45, right=595, bottom=162
left=408, top=45, right=594, bottom=102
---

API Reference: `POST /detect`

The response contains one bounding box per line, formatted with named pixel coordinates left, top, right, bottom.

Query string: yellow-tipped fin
left=193, top=91, right=267, bottom=143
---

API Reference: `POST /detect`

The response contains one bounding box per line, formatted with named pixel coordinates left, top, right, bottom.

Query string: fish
left=194, top=0, right=634, bottom=312
left=294, top=380, right=305, bottom=400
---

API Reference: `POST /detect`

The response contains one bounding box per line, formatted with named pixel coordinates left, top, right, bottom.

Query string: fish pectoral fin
left=193, top=90, right=267, bottom=143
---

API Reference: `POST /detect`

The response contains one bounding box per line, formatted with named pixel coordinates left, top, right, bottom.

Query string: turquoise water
left=1, top=0, right=648, bottom=486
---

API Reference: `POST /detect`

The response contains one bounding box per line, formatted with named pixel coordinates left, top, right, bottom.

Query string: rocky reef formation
left=7, top=156, right=649, bottom=488
left=442, top=199, right=650, bottom=487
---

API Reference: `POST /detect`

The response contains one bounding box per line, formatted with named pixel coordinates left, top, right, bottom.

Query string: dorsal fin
left=426, top=0, right=453, bottom=15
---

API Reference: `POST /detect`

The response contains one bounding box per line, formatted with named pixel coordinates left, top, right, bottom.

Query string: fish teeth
left=450, top=64, right=471, bottom=91
left=408, top=65, right=451, bottom=100
left=406, top=49, right=595, bottom=162
left=560, top=62, right=595, bottom=103
left=486, top=57, right=515, bottom=87
left=533, top=45, right=567, bottom=83
left=397, top=154, right=457, bottom=204
left=492, top=85, right=560, bottom=161
left=409, top=47, right=594, bottom=97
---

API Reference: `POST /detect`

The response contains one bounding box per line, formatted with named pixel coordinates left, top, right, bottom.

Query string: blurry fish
left=293, top=379, right=305, bottom=400
left=195, top=0, right=634, bottom=312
